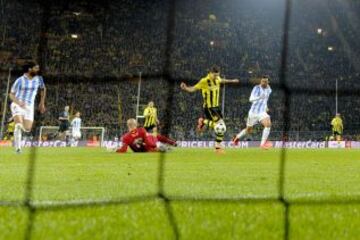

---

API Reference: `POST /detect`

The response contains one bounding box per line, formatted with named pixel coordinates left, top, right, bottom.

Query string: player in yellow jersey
left=4, top=117, right=15, bottom=141
left=143, top=101, right=159, bottom=134
left=331, top=113, right=343, bottom=141
left=180, top=65, right=239, bottom=152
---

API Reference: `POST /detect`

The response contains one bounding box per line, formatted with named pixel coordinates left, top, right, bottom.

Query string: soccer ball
left=214, top=121, right=226, bottom=135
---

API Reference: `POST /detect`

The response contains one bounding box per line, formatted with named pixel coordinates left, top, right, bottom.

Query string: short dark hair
left=210, top=65, right=220, bottom=73
left=262, top=75, right=270, bottom=79
left=22, top=62, right=37, bottom=73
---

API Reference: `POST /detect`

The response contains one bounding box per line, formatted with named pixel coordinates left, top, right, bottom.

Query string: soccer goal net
left=39, top=126, right=106, bottom=147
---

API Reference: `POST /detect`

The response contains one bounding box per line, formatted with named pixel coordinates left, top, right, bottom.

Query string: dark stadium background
left=1, top=1, right=360, bottom=240
left=1, top=0, right=359, bottom=141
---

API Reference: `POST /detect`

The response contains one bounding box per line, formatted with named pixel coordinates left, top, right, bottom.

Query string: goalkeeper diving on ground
left=116, top=118, right=177, bottom=153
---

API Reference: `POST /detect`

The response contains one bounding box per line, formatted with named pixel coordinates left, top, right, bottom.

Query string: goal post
left=0, top=68, right=12, bottom=140
left=39, top=126, right=106, bottom=147
left=135, top=71, right=146, bottom=123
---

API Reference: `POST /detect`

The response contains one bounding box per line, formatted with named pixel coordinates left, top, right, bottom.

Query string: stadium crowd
left=1, top=0, right=360, bottom=140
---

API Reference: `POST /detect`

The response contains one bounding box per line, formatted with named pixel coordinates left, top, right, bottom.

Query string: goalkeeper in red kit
left=116, top=118, right=177, bottom=153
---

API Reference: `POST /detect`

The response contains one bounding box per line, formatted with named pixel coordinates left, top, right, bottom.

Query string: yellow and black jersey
left=7, top=121, right=15, bottom=133
left=194, top=74, right=221, bottom=108
left=331, top=117, right=343, bottom=134
left=143, top=107, right=157, bottom=128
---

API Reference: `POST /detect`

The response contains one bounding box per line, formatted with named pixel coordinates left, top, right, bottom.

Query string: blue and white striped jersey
left=71, top=117, right=82, bottom=132
left=10, top=75, right=45, bottom=105
left=249, top=85, right=272, bottom=115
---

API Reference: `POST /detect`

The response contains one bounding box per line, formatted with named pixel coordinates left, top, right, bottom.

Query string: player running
left=70, top=111, right=82, bottom=145
left=233, top=76, right=272, bottom=149
left=180, top=65, right=239, bottom=153
left=9, top=62, right=46, bottom=153
left=116, top=118, right=177, bottom=153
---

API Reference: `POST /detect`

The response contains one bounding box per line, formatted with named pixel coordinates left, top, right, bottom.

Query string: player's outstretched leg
left=156, top=135, right=177, bottom=146
left=197, top=117, right=216, bottom=132
left=197, top=117, right=205, bottom=132
left=203, top=119, right=215, bottom=129
left=260, top=117, right=272, bottom=149
left=215, top=134, right=225, bottom=154
left=232, top=127, right=252, bottom=145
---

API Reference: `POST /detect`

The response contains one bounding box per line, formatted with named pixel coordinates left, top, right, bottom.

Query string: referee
left=58, top=105, right=70, bottom=142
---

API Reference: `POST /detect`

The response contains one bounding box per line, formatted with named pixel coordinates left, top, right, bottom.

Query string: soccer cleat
left=15, top=148, right=22, bottom=154
left=215, top=142, right=225, bottom=154
left=260, top=141, right=273, bottom=150
left=232, top=136, right=239, bottom=146
left=196, top=117, right=205, bottom=132
left=215, top=147, right=225, bottom=154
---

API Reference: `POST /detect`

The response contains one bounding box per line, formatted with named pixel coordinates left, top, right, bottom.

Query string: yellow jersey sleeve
left=216, top=76, right=221, bottom=85
left=331, top=118, right=335, bottom=125
left=143, top=107, right=150, bottom=116
left=194, top=77, right=207, bottom=90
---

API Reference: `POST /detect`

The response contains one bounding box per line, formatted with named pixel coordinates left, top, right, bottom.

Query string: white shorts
left=247, top=112, right=270, bottom=127
left=11, top=102, right=34, bottom=121
left=72, top=131, right=82, bottom=139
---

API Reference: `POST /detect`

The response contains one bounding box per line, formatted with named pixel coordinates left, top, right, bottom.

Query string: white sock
left=261, top=127, right=271, bottom=145
left=70, top=137, right=76, bottom=147
left=14, top=123, right=23, bottom=150
left=236, top=129, right=247, bottom=140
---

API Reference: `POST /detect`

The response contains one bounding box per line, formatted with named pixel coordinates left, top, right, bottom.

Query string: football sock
left=14, top=123, right=23, bottom=150
left=215, top=132, right=224, bottom=144
left=203, top=119, right=215, bottom=129
left=236, top=129, right=247, bottom=140
left=261, top=127, right=271, bottom=145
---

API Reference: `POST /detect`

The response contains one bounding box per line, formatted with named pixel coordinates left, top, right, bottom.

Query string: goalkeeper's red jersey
left=117, top=127, right=157, bottom=153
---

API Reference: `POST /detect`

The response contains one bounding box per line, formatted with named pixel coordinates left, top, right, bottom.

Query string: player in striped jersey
left=233, top=76, right=272, bottom=149
left=180, top=65, right=239, bottom=153
left=71, top=112, right=82, bottom=143
left=9, top=62, right=46, bottom=153
left=143, top=101, right=159, bottom=133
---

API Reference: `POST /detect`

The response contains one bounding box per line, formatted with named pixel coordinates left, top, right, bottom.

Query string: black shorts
left=333, top=131, right=342, bottom=136
left=204, top=107, right=223, bottom=122
left=59, top=122, right=70, bottom=133
left=145, top=124, right=156, bottom=132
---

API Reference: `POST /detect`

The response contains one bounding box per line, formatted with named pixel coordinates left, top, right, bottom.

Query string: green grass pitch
left=1, top=147, right=360, bottom=240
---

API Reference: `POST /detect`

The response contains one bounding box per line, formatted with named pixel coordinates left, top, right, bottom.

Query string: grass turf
left=0, top=147, right=360, bottom=239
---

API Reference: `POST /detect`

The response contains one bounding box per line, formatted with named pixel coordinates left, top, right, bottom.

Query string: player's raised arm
left=220, top=78, right=240, bottom=84
left=38, top=87, right=46, bottom=113
left=180, top=82, right=198, bottom=93
left=38, top=76, right=46, bottom=113
left=181, top=76, right=208, bottom=93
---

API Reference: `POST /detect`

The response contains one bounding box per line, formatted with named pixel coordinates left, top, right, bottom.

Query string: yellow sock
left=204, top=119, right=215, bottom=129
